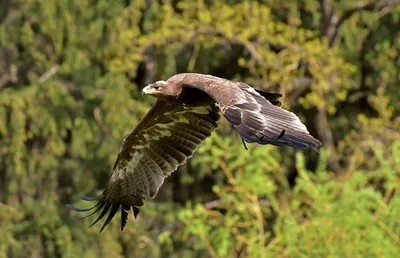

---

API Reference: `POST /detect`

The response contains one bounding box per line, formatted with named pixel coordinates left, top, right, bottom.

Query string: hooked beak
left=142, top=85, right=156, bottom=95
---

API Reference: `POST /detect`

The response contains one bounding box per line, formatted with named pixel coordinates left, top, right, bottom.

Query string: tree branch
left=320, top=0, right=336, bottom=41
left=328, top=0, right=400, bottom=46
left=39, top=65, right=59, bottom=83
left=0, top=74, right=10, bottom=89
left=314, top=108, right=342, bottom=174
left=317, top=0, right=400, bottom=173
left=338, top=0, right=400, bottom=27
left=0, top=0, right=10, bottom=25
left=286, top=77, right=314, bottom=106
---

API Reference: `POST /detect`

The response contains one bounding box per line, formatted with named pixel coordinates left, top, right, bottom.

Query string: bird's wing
left=68, top=99, right=219, bottom=232
left=178, top=75, right=321, bottom=151
left=222, top=82, right=321, bottom=151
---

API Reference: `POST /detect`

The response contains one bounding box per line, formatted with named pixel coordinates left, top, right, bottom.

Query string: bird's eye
left=153, top=86, right=160, bottom=90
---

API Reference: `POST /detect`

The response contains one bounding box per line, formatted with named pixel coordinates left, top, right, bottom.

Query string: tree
left=0, top=0, right=399, bottom=257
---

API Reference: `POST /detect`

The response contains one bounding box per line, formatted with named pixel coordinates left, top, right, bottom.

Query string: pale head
left=141, top=80, right=181, bottom=100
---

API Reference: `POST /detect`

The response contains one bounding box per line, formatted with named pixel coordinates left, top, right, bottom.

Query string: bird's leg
left=241, top=138, right=248, bottom=150
left=277, top=130, right=285, bottom=140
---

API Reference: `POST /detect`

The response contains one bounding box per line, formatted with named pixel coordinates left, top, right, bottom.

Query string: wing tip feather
left=80, top=196, right=99, bottom=201
left=310, top=139, right=322, bottom=153
left=68, top=196, right=142, bottom=233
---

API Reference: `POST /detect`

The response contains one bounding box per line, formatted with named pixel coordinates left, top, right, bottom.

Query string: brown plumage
left=68, top=73, right=322, bottom=232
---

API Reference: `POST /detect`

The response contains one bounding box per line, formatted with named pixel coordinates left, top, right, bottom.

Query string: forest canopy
left=0, top=0, right=399, bottom=257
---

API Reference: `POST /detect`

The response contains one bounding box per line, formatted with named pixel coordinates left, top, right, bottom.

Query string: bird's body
left=68, top=73, right=322, bottom=232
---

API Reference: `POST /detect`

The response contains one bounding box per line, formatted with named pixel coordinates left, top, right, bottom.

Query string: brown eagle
left=68, top=73, right=321, bottom=232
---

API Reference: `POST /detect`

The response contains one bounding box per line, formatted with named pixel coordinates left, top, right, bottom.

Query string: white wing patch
left=110, top=152, right=144, bottom=182
left=143, top=128, right=172, bottom=141
left=140, top=106, right=211, bottom=144
left=128, top=152, right=144, bottom=174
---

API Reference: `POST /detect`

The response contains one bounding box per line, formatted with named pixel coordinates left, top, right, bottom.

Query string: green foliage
left=178, top=142, right=400, bottom=257
left=1, top=0, right=399, bottom=257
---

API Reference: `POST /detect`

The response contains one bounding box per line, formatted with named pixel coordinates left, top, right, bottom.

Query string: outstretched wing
left=68, top=99, right=220, bottom=232
left=172, top=73, right=321, bottom=151
left=223, top=82, right=321, bottom=151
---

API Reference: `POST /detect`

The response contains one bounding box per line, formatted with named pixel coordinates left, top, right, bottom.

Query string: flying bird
left=68, top=73, right=321, bottom=232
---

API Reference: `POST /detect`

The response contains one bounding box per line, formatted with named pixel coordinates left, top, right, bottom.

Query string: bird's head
left=142, top=80, right=180, bottom=100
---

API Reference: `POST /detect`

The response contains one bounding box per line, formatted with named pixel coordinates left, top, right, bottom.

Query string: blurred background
left=0, top=0, right=399, bottom=257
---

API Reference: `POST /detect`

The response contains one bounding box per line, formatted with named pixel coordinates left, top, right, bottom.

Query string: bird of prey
left=68, top=73, right=321, bottom=232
